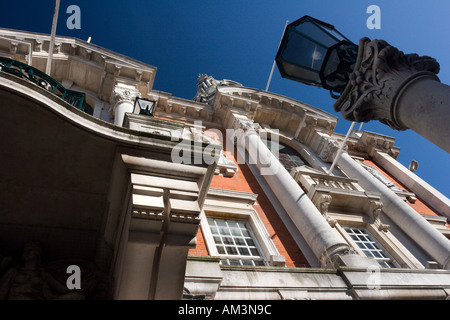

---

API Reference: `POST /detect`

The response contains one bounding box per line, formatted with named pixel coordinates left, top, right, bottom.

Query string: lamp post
left=275, top=15, right=450, bottom=153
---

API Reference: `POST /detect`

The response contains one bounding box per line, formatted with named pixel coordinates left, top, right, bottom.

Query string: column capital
left=110, top=82, right=141, bottom=122
left=231, top=115, right=262, bottom=133
left=111, top=82, right=140, bottom=106
left=334, top=37, right=440, bottom=130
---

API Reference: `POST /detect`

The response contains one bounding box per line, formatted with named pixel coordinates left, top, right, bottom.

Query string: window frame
left=200, top=189, right=282, bottom=267
left=343, top=225, right=397, bottom=268
left=330, top=212, right=423, bottom=269
left=206, top=217, right=266, bottom=266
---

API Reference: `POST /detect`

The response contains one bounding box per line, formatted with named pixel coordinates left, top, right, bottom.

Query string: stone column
left=369, top=149, right=450, bottom=218
left=231, top=115, right=361, bottom=267
left=111, top=82, right=140, bottom=126
left=337, top=152, right=450, bottom=269
left=334, top=37, right=450, bottom=153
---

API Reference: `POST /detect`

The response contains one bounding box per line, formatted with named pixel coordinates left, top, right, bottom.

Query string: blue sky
left=1, top=0, right=449, bottom=197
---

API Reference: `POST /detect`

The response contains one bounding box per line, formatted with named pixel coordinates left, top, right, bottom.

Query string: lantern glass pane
left=282, top=31, right=327, bottom=73
left=135, top=98, right=155, bottom=116
left=326, top=29, right=347, bottom=42
left=294, top=22, right=339, bottom=47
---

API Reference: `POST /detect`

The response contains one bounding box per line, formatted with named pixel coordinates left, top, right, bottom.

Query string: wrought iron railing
left=0, top=57, right=87, bottom=112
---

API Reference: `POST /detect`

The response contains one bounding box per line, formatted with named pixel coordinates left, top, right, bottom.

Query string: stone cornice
left=0, top=72, right=208, bottom=154
left=147, top=90, right=218, bottom=126
left=218, top=86, right=337, bottom=120
left=0, top=28, right=156, bottom=103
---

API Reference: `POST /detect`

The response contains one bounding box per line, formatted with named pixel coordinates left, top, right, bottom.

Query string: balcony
left=291, top=166, right=384, bottom=221
left=0, top=57, right=87, bottom=112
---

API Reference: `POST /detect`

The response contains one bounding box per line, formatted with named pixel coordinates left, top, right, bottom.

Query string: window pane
left=231, top=228, right=241, bottom=236
left=216, top=220, right=227, bottom=227
left=208, top=217, right=265, bottom=266
left=344, top=226, right=396, bottom=268
left=227, top=221, right=239, bottom=228
left=263, top=141, right=310, bottom=172
left=226, top=246, right=238, bottom=255
left=219, top=227, right=230, bottom=236
left=356, top=242, right=365, bottom=249
left=246, top=238, right=255, bottom=246
left=372, top=251, right=382, bottom=258
left=222, top=237, right=234, bottom=245
left=241, top=260, right=253, bottom=266
left=238, top=247, right=251, bottom=256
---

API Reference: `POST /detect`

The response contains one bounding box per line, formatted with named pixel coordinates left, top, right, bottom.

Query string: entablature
left=0, top=28, right=156, bottom=104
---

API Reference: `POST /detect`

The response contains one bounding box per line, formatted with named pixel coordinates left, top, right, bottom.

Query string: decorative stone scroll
left=368, top=200, right=390, bottom=232
left=334, top=37, right=440, bottom=130
left=314, top=194, right=337, bottom=228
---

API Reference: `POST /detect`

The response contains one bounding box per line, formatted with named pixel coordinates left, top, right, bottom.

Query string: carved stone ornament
left=111, top=82, right=140, bottom=106
left=334, top=37, right=440, bottom=130
left=233, top=117, right=262, bottom=133
left=368, top=200, right=390, bottom=232
left=360, top=162, right=406, bottom=194
left=318, top=138, right=347, bottom=163
left=314, top=194, right=337, bottom=228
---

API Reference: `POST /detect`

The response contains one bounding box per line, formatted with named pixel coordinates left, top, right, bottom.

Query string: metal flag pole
left=327, top=121, right=356, bottom=175
left=46, top=0, right=60, bottom=75
left=265, top=20, right=289, bottom=92
left=358, top=122, right=364, bottom=132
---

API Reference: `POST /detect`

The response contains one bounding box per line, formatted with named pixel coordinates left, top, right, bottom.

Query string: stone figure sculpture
left=0, top=242, right=111, bottom=300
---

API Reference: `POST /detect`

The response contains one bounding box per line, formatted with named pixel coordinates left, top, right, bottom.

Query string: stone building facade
left=0, top=29, right=449, bottom=300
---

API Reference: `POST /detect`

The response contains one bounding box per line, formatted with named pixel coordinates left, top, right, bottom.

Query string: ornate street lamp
left=275, top=15, right=450, bottom=153
left=134, top=97, right=155, bottom=116
left=275, top=15, right=358, bottom=98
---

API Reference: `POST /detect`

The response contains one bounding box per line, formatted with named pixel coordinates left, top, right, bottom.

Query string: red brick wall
left=189, top=135, right=310, bottom=268
left=363, top=159, right=441, bottom=217
left=189, top=226, right=209, bottom=256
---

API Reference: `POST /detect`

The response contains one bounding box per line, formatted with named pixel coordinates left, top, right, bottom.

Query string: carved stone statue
left=193, top=74, right=242, bottom=105
left=0, top=242, right=111, bottom=300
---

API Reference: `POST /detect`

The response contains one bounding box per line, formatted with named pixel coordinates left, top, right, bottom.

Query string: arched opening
left=264, top=140, right=309, bottom=172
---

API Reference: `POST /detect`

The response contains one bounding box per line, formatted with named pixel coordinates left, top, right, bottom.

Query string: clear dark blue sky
left=1, top=0, right=449, bottom=197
